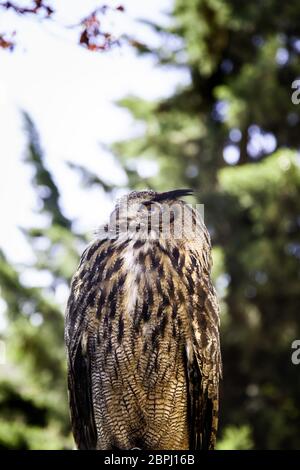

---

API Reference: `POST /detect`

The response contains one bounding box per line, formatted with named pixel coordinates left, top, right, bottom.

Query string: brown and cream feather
left=65, top=189, right=222, bottom=450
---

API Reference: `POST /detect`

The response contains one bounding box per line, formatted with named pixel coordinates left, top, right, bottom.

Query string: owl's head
left=100, top=189, right=202, bottom=241
left=117, top=189, right=194, bottom=208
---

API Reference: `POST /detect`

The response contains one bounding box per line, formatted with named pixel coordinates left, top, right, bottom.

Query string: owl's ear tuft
left=153, top=189, right=194, bottom=202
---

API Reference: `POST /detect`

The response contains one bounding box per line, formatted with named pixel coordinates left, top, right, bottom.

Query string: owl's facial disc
left=102, top=189, right=195, bottom=241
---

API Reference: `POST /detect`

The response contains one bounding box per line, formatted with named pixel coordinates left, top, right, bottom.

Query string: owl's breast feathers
left=65, top=227, right=221, bottom=450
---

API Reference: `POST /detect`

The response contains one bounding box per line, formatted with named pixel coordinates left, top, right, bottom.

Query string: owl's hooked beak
left=152, top=189, right=194, bottom=202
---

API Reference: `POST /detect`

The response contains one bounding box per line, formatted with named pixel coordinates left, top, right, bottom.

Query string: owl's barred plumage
left=65, top=189, right=222, bottom=450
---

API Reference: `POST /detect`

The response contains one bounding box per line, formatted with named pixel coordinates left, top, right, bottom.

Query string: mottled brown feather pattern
left=65, top=190, right=222, bottom=450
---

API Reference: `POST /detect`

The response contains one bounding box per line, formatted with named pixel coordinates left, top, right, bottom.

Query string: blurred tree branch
left=0, top=0, right=53, bottom=16
left=0, top=1, right=126, bottom=52
left=66, top=161, right=116, bottom=193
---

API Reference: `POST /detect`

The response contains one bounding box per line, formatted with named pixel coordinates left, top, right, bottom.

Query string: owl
left=65, top=189, right=222, bottom=450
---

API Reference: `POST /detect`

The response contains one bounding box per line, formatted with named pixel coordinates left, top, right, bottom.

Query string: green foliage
left=0, top=118, right=75, bottom=449
left=216, top=152, right=300, bottom=449
left=23, top=113, right=71, bottom=229
left=216, top=425, right=253, bottom=450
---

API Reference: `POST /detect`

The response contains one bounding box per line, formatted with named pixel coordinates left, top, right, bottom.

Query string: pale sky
left=0, top=0, right=190, bottom=267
